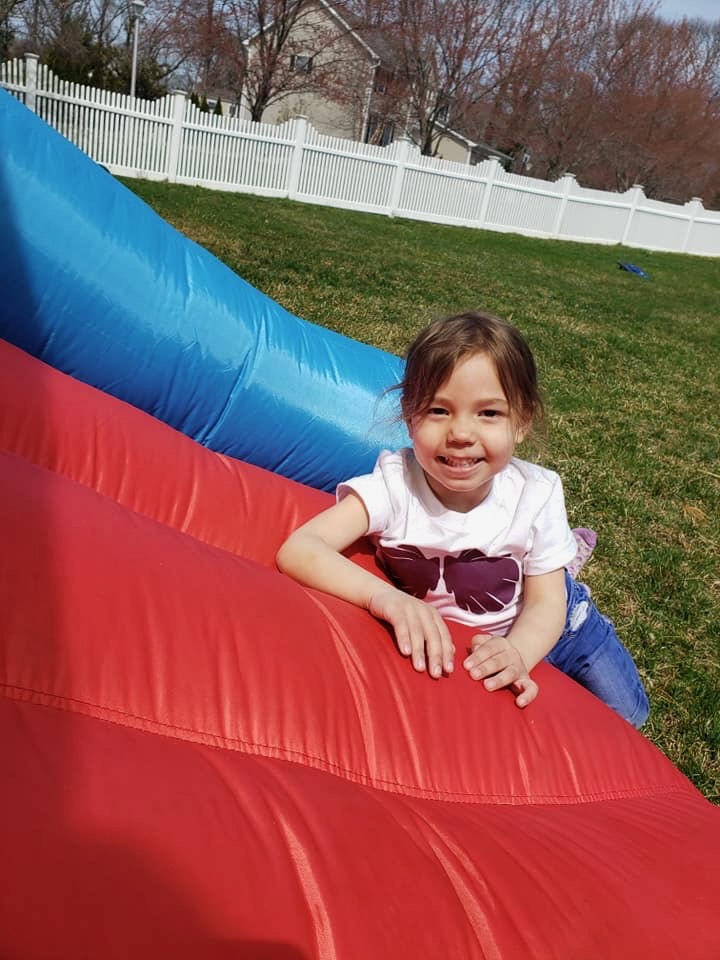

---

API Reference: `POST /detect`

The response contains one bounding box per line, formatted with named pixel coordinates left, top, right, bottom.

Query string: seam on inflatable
left=0, top=439, right=277, bottom=580
left=3, top=444, right=258, bottom=565
left=1, top=682, right=691, bottom=806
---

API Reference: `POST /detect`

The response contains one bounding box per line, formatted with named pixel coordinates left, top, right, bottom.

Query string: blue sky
left=657, top=0, right=718, bottom=20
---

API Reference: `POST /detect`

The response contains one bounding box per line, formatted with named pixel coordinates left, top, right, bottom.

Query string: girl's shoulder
left=342, top=447, right=416, bottom=497
left=372, top=448, right=412, bottom=480
left=337, top=449, right=415, bottom=534
left=374, top=447, right=418, bottom=478
left=374, top=447, right=443, bottom=512
left=501, top=457, right=564, bottom=492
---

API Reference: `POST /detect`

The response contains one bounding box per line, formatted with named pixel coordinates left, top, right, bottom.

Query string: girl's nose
left=447, top=418, right=474, bottom=443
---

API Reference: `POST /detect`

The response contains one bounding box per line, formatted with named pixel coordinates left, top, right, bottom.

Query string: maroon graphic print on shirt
left=380, top=545, right=521, bottom=615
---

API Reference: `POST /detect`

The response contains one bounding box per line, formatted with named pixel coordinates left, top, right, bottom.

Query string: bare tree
left=149, top=0, right=241, bottom=95
left=591, top=15, right=720, bottom=199
left=487, top=0, right=656, bottom=177
left=1, top=0, right=31, bottom=58
left=340, top=0, right=535, bottom=155
left=224, top=0, right=344, bottom=120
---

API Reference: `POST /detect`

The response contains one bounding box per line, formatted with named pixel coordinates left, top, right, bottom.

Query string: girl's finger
left=482, top=665, right=519, bottom=691
left=442, top=634, right=455, bottom=674
left=513, top=677, right=539, bottom=707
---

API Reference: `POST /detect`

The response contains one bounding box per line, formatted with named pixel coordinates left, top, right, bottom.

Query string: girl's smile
left=437, top=455, right=484, bottom=469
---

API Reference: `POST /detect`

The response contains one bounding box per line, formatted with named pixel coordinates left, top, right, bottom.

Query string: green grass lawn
left=123, top=179, right=720, bottom=802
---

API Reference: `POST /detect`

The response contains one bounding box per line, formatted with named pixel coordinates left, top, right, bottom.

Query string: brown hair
left=398, top=311, right=544, bottom=431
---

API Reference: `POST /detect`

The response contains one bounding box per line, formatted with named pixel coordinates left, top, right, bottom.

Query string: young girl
left=277, top=311, right=649, bottom=728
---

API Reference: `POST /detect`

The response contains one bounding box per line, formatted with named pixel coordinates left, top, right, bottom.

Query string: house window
left=435, top=91, right=451, bottom=125
left=290, top=54, right=313, bottom=74
left=365, top=113, right=395, bottom=147
left=373, top=68, right=393, bottom=95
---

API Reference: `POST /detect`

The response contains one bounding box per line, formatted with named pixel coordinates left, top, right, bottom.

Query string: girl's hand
left=463, top=634, right=538, bottom=708
left=368, top=588, right=455, bottom=679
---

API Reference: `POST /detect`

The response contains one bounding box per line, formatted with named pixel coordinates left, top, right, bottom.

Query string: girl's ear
left=515, top=420, right=530, bottom=444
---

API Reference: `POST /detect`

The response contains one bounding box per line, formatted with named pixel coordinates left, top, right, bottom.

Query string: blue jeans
left=545, top=572, right=649, bottom=728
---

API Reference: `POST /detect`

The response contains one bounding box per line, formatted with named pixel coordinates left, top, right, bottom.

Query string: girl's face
left=408, top=351, right=524, bottom=513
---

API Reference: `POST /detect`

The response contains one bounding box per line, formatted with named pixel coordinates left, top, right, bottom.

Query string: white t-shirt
left=338, top=449, right=577, bottom=635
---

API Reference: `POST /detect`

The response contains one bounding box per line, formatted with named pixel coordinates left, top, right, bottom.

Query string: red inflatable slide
left=1, top=336, right=719, bottom=959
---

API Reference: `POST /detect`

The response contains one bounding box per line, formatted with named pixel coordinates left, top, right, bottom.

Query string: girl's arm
left=504, top=568, right=567, bottom=670
left=276, top=492, right=386, bottom=609
left=463, top=568, right=566, bottom=707
left=276, top=492, right=455, bottom=678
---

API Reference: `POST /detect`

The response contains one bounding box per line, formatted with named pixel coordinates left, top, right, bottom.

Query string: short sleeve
left=523, top=472, right=578, bottom=576
left=336, top=451, right=396, bottom=536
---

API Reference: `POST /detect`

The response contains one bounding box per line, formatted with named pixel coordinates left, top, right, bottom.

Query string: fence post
left=552, top=172, right=576, bottom=238
left=287, top=116, right=308, bottom=200
left=476, top=158, right=500, bottom=229
left=388, top=136, right=412, bottom=217
left=681, top=197, right=704, bottom=254
left=167, top=90, right=187, bottom=183
left=24, top=52, right=39, bottom=113
left=621, top=184, right=645, bottom=246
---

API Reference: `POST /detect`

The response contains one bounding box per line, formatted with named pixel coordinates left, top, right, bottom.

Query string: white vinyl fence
left=3, top=53, right=720, bottom=257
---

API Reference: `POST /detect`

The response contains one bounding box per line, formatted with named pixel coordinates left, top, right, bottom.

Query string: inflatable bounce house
left=1, top=88, right=719, bottom=959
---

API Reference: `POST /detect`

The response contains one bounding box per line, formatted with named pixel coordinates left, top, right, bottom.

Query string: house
left=240, top=0, right=488, bottom=165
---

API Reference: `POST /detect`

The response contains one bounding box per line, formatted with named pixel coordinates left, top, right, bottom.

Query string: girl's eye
left=428, top=406, right=448, bottom=416
left=480, top=409, right=501, bottom=418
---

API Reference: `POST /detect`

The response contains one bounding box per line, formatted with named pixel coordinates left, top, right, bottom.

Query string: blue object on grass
left=618, top=261, right=650, bottom=279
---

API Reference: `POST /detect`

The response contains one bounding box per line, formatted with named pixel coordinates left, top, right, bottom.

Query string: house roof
left=323, top=1, right=397, bottom=64
left=243, top=0, right=390, bottom=66
left=434, top=120, right=476, bottom=149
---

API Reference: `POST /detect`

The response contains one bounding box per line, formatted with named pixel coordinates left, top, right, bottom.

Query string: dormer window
left=373, top=68, right=394, bottom=95
left=290, top=54, right=314, bottom=74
